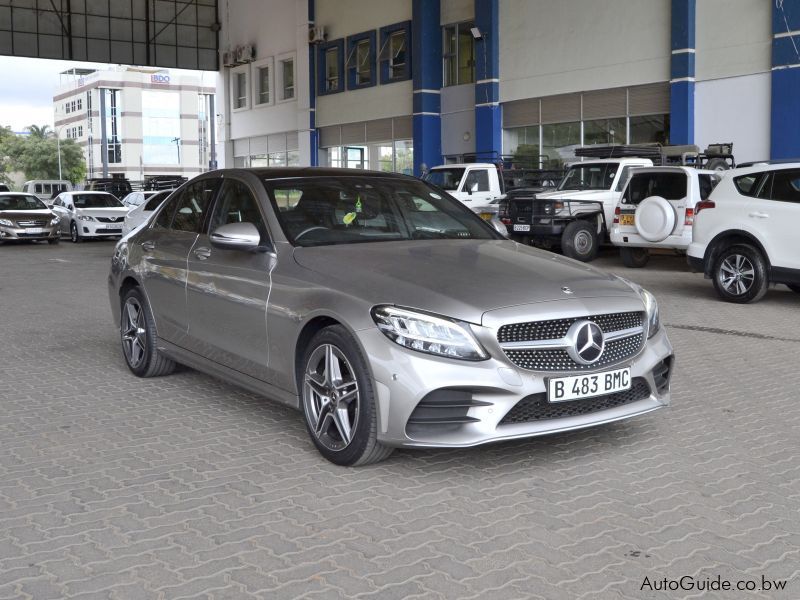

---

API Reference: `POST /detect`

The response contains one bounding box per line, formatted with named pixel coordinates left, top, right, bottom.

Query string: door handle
left=141, top=240, right=155, bottom=251
left=748, top=212, right=769, bottom=219
left=193, top=246, right=211, bottom=260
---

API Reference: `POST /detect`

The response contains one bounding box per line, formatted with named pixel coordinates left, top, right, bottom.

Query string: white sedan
left=122, top=189, right=175, bottom=236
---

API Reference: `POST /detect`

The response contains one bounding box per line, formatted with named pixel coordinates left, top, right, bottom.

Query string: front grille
left=498, top=311, right=643, bottom=343
left=96, top=216, right=124, bottom=223
left=17, top=219, right=48, bottom=227
left=505, top=334, right=644, bottom=372
left=498, top=311, right=645, bottom=372
left=499, top=378, right=651, bottom=425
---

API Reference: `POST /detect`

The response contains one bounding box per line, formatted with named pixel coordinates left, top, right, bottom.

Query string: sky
left=0, top=56, right=216, bottom=134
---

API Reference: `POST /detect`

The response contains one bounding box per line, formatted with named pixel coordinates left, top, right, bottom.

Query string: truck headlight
left=371, top=305, right=489, bottom=361
left=640, top=289, right=660, bottom=338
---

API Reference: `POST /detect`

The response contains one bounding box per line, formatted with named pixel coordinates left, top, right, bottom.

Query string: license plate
left=26, top=228, right=44, bottom=234
left=620, top=214, right=635, bottom=226
left=513, top=224, right=531, bottom=232
left=548, top=367, right=631, bottom=402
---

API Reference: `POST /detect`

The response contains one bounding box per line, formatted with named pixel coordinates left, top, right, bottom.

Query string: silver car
left=108, top=168, right=673, bottom=466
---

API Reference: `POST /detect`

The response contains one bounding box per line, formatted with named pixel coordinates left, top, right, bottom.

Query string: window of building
left=278, top=55, right=295, bottom=100
left=326, top=140, right=412, bottom=175
left=65, top=102, right=71, bottom=114
left=231, top=66, right=249, bottom=110
left=104, top=88, right=122, bottom=164
left=629, top=114, right=669, bottom=144
left=346, top=32, right=376, bottom=89
left=318, top=40, right=344, bottom=94
left=78, top=125, right=83, bottom=137
left=255, top=61, right=271, bottom=105
left=71, top=100, right=76, bottom=112
left=379, top=22, right=411, bottom=83
left=584, top=117, right=627, bottom=146
left=443, top=22, right=475, bottom=87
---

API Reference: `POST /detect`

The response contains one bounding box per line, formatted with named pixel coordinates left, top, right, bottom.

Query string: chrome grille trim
left=499, top=325, right=643, bottom=351
left=17, top=219, right=48, bottom=227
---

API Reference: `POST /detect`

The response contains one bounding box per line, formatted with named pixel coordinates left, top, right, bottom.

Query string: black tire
left=705, top=158, right=729, bottom=171
left=712, top=244, right=768, bottom=303
left=120, top=287, right=176, bottom=377
left=620, top=247, right=650, bottom=268
left=70, top=222, right=81, bottom=243
left=787, top=284, right=800, bottom=294
left=47, top=237, right=59, bottom=245
left=562, top=220, right=599, bottom=262
left=300, top=325, right=393, bottom=466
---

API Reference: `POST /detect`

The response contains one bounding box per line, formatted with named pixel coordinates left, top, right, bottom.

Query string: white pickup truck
left=422, top=163, right=504, bottom=212
left=505, top=157, right=653, bottom=261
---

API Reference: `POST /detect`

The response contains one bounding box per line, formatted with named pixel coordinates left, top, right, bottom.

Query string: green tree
left=25, top=124, right=53, bottom=139
left=0, top=126, right=14, bottom=186
left=1, top=131, right=86, bottom=184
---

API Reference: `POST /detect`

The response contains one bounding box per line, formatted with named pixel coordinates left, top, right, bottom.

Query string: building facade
left=219, top=0, right=788, bottom=175
left=53, top=67, right=216, bottom=182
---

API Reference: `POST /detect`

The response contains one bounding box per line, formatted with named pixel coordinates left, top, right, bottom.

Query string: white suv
left=687, top=163, right=800, bottom=303
left=611, top=167, right=719, bottom=267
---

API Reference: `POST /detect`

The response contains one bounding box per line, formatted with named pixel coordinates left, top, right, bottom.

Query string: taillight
left=695, top=201, right=715, bottom=214
left=684, top=207, right=694, bottom=226
left=501, top=218, right=511, bottom=225
left=613, top=206, right=620, bottom=224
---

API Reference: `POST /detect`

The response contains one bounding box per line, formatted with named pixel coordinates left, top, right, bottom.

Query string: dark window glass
left=733, top=173, right=765, bottom=197
left=143, top=191, right=172, bottom=212
left=171, top=179, right=220, bottom=232
left=422, top=168, right=465, bottom=191
left=153, top=192, right=184, bottom=229
left=558, top=162, right=619, bottom=192
left=622, top=172, right=687, bottom=204
left=755, top=173, right=773, bottom=200
left=72, top=193, right=124, bottom=208
left=210, top=180, right=268, bottom=241
left=463, top=169, right=489, bottom=192
left=698, top=174, right=717, bottom=201
left=0, top=194, right=47, bottom=210
left=767, top=169, right=800, bottom=203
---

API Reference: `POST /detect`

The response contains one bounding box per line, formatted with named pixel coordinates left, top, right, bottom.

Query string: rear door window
left=622, top=172, right=687, bottom=205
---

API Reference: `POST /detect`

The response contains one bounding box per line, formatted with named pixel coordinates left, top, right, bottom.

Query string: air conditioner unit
left=308, top=25, right=326, bottom=44
left=222, top=51, right=236, bottom=67
left=235, top=44, right=255, bottom=63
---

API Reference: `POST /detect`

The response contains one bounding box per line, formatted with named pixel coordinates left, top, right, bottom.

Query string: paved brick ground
left=0, top=240, right=798, bottom=600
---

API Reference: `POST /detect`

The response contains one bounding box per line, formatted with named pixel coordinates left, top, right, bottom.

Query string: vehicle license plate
left=548, top=367, right=631, bottom=402
left=513, top=224, right=531, bottom=232
left=26, top=228, right=44, bottom=234
left=620, top=214, right=635, bottom=226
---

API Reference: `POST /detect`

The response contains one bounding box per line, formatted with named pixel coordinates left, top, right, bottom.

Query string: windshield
left=264, top=176, right=501, bottom=247
left=557, top=162, right=619, bottom=191
left=422, top=168, right=466, bottom=191
left=0, top=194, right=47, bottom=211
left=72, top=194, right=124, bottom=208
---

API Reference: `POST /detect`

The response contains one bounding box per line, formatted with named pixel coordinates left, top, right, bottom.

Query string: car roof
left=62, top=190, right=118, bottom=195
left=628, top=166, right=717, bottom=176
left=428, top=163, right=496, bottom=169
left=205, top=167, right=418, bottom=181
left=726, top=162, right=800, bottom=176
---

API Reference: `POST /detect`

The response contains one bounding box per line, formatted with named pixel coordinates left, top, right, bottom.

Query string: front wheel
left=620, top=247, right=650, bottom=268
left=120, top=287, right=176, bottom=377
left=70, top=222, right=81, bottom=243
left=712, top=244, right=768, bottom=303
left=562, top=220, right=599, bottom=262
left=300, top=325, right=393, bottom=466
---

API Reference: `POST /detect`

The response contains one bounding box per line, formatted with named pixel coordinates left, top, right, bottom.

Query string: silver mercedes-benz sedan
left=108, top=168, right=673, bottom=466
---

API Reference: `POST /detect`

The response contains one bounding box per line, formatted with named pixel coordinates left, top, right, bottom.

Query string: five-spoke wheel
left=119, top=287, right=176, bottom=377
left=712, top=244, right=768, bottom=303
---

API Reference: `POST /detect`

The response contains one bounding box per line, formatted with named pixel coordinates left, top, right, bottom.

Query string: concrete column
left=474, top=0, right=500, bottom=159
left=669, top=0, right=696, bottom=145
left=771, top=1, right=800, bottom=158
left=412, top=0, right=442, bottom=175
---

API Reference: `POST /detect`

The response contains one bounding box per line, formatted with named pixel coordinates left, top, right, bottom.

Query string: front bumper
left=0, top=224, right=59, bottom=241
left=610, top=228, right=692, bottom=250
left=358, top=324, right=673, bottom=448
left=78, top=220, right=124, bottom=237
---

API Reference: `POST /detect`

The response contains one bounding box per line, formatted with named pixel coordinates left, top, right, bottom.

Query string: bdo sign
left=151, top=73, right=170, bottom=84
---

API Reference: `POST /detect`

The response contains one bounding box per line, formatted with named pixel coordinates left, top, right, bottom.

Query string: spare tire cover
left=635, top=195, right=676, bottom=242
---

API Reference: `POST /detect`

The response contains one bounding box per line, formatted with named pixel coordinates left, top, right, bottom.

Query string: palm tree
left=26, top=124, right=53, bottom=139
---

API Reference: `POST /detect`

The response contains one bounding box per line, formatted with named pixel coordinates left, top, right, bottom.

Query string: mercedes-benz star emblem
left=561, top=286, right=573, bottom=295
left=566, top=321, right=604, bottom=365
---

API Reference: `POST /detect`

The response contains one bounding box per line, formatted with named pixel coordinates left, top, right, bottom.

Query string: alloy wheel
left=719, top=254, right=755, bottom=296
left=303, top=344, right=360, bottom=452
left=121, top=297, right=147, bottom=368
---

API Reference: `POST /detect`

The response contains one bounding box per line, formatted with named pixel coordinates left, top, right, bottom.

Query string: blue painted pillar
left=670, top=0, right=695, bottom=145
left=474, top=0, right=501, bottom=160
left=308, top=0, right=318, bottom=166
left=771, top=2, right=800, bottom=159
left=412, top=0, right=442, bottom=175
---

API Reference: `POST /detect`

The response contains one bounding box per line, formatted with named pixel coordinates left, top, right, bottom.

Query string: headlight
left=0, top=218, right=13, bottom=227
left=640, top=289, right=660, bottom=338
left=50, top=216, right=60, bottom=225
left=371, top=305, right=489, bottom=361
left=77, top=215, right=95, bottom=221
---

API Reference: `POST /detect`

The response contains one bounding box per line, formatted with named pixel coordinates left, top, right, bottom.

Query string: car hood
left=76, top=207, right=129, bottom=218
left=0, top=209, right=54, bottom=221
left=292, top=240, right=637, bottom=324
left=535, top=189, right=613, bottom=200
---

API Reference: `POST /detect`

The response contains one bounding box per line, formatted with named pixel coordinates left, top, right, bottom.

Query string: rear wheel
left=620, top=247, right=650, bottom=268
left=120, top=287, right=176, bottom=377
left=70, top=222, right=81, bottom=243
left=300, top=325, right=393, bottom=466
left=712, top=244, right=768, bottom=303
left=562, top=220, right=599, bottom=262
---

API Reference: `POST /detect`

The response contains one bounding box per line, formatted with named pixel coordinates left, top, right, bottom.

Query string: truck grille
left=498, top=311, right=645, bottom=372
left=499, top=378, right=652, bottom=425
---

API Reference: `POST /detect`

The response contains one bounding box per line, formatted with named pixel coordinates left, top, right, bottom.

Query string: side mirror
left=209, top=222, right=262, bottom=252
